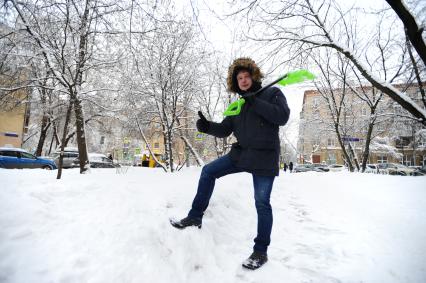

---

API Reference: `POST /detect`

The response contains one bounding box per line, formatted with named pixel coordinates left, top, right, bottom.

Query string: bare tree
left=195, top=54, right=232, bottom=159
left=385, top=0, right=426, bottom=65
left=230, top=0, right=426, bottom=124
left=312, top=50, right=358, bottom=171
left=125, top=10, right=206, bottom=172
left=8, top=0, right=127, bottom=173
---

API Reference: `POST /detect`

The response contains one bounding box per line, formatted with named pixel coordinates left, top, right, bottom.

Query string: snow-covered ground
left=1, top=167, right=425, bottom=283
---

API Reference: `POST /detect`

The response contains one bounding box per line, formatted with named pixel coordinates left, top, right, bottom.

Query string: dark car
left=312, top=163, right=330, bottom=172
left=293, top=164, right=312, bottom=173
left=72, top=153, right=119, bottom=168
left=293, top=163, right=328, bottom=173
left=0, top=147, right=57, bottom=170
left=413, top=165, right=426, bottom=176
left=376, top=163, right=416, bottom=176
left=292, top=164, right=318, bottom=173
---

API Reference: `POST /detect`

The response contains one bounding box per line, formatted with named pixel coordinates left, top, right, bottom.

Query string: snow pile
left=369, top=136, right=403, bottom=158
left=1, top=168, right=425, bottom=283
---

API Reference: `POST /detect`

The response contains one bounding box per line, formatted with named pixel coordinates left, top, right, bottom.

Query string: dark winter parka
left=205, top=58, right=290, bottom=176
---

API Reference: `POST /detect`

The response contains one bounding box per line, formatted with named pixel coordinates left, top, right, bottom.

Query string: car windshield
left=20, top=152, right=36, bottom=159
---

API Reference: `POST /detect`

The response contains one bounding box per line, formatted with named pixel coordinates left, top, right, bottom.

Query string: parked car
left=293, top=164, right=325, bottom=173
left=377, top=163, right=416, bottom=176
left=412, top=165, right=426, bottom=176
left=312, top=163, right=330, bottom=172
left=327, top=164, right=346, bottom=172
left=364, top=164, right=378, bottom=174
left=0, top=147, right=57, bottom=170
left=293, top=164, right=312, bottom=173
left=72, top=153, right=119, bottom=168
left=50, top=147, right=79, bottom=168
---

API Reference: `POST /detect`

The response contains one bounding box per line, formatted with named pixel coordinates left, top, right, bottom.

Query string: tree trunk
left=335, top=127, right=354, bottom=172
left=72, top=94, right=90, bottom=173
left=348, top=142, right=360, bottom=171
left=385, top=0, right=426, bottom=65
left=56, top=100, right=73, bottom=179
left=35, top=80, right=51, bottom=156
left=406, top=31, right=426, bottom=108
left=35, top=115, right=51, bottom=156
left=167, top=130, right=174, bottom=172
left=72, top=0, right=91, bottom=174
left=180, top=136, right=204, bottom=166
left=48, top=127, right=55, bottom=155
left=361, top=119, right=375, bottom=172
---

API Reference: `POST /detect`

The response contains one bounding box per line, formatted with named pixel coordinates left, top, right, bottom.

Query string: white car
left=377, top=163, right=416, bottom=176
left=327, top=164, right=346, bottom=172
left=364, top=164, right=378, bottom=174
left=50, top=148, right=79, bottom=168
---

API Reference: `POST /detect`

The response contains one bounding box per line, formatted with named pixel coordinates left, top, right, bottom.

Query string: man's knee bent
left=200, top=164, right=216, bottom=179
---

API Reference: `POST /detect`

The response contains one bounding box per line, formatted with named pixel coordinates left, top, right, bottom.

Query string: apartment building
left=297, top=84, right=426, bottom=166
left=0, top=77, right=30, bottom=148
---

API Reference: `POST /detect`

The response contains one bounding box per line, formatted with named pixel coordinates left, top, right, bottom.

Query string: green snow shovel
left=223, top=69, right=315, bottom=117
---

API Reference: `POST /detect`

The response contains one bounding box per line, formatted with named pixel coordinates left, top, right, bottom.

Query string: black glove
left=196, top=111, right=210, bottom=133
left=242, top=93, right=255, bottom=104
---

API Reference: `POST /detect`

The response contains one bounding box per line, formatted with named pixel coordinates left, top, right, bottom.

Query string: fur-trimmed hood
left=226, top=57, right=264, bottom=93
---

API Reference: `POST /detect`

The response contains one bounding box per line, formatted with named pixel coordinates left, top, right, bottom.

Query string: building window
left=312, top=98, right=319, bottom=109
left=377, top=155, right=388, bottom=163
left=376, top=122, right=385, bottom=132
left=361, top=108, right=368, bottom=116
left=327, top=138, right=335, bottom=147
left=154, top=142, right=160, bottom=149
left=327, top=153, right=336, bottom=164
left=4, top=132, right=19, bottom=137
left=100, top=136, right=105, bottom=145
left=313, top=137, right=321, bottom=146
left=401, top=155, right=412, bottom=166
left=395, top=136, right=411, bottom=148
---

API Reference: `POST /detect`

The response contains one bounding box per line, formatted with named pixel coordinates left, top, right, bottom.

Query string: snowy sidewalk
left=1, top=168, right=425, bottom=283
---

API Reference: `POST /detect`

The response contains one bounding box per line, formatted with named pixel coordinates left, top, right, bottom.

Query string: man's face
left=237, top=70, right=253, bottom=92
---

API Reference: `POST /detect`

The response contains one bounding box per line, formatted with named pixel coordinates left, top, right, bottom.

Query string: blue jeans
left=188, top=154, right=275, bottom=253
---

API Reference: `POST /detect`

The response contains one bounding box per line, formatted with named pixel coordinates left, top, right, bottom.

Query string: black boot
left=170, top=216, right=202, bottom=229
left=242, top=251, right=268, bottom=270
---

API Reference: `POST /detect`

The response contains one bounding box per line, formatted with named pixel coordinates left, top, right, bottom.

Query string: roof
left=0, top=147, right=28, bottom=152
left=89, top=153, right=107, bottom=157
left=54, top=147, right=78, bottom=153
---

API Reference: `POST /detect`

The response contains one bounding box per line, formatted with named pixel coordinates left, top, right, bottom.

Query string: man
left=171, top=57, right=290, bottom=270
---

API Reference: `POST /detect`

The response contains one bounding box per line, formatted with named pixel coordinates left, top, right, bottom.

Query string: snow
left=1, top=168, right=426, bottom=283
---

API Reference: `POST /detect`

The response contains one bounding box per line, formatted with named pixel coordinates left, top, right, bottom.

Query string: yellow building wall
left=0, top=89, right=27, bottom=148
